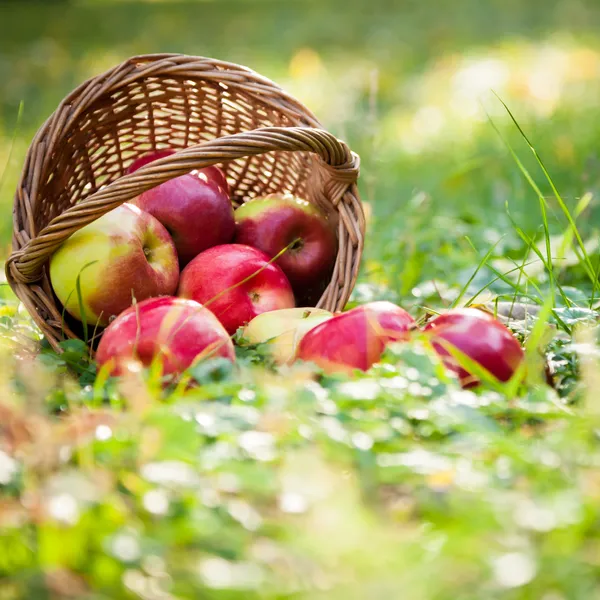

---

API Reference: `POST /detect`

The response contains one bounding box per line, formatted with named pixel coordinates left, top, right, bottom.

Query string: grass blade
left=450, top=235, right=504, bottom=309
left=484, top=103, right=556, bottom=304
left=492, top=92, right=598, bottom=292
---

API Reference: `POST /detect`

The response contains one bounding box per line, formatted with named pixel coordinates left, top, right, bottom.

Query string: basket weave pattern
left=6, top=54, right=364, bottom=351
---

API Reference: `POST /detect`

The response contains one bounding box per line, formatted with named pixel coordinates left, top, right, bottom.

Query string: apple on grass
left=96, top=296, right=235, bottom=378
left=242, top=307, right=333, bottom=365
left=178, top=244, right=295, bottom=335
left=50, top=203, right=179, bottom=327
left=234, top=193, right=337, bottom=305
left=296, top=301, right=416, bottom=375
left=423, top=307, right=524, bottom=388
left=127, top=149, right=234, bottom=266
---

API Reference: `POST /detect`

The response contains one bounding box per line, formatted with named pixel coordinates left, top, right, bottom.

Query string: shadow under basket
left=6, top=53, right=365, bottom=353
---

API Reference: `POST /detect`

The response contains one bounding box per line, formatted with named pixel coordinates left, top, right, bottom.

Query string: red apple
left=128, top=150, right=234, bottom=266
left=200, top=165, right=230, bottom=192
left=127, top=150, right=229, bottom=192
left=234, top=193, right=337, bottom=305
left=178, top=244, right=295, bottom=335
left=423, top=307, right=524, bottom=388
left=126, top=149, right=177, bottom=174
left=296, top=301, right=416, bottom=374
left=96, top=296, right=235, bottom=378
left=50, top=203, right=179, bottom=327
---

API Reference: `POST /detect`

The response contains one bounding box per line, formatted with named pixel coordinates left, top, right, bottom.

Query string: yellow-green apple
left=128, top=150, right=234, bottom=266
left=423, top=308, right=524, bottom=388
left=178, top=244, right=295, bottom=335
left=96, top=296, right=234, bottom=377
left=296, top=301, right=416, bottom=374
left=50, top=203, right=179, bottom=327
left=234, top=193, right=337, bottom=305
left=242, top=307, right=333, bottom=364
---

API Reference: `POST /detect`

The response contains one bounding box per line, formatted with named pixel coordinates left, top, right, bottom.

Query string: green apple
left=242, top=307, right=333, bottom=364
left=50, top=203, right=179, bottom=327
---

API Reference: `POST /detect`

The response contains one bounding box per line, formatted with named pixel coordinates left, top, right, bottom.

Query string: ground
left=1, top=0, right=600, bottom=598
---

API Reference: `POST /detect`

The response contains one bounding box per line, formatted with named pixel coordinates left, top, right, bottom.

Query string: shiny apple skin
left=128, top=150, right=234, bottom=266
left=423, top=307, right=524, bottom=388
left=49, top=203, right=179, bottom=327
left=96, top=296, right=235, bottom=377
left=127, top=150, right=229, bottom=192
left=126, top=149, right=177, bottom=174
left=177, top=244, right=295, bottom=335
left=234, top=194, right=337, bottom=305
left=201, top=165, right=230, bottom=192
left=242, top=307, right=333, bottom=365
left=296, top=301, right=416, bottom=374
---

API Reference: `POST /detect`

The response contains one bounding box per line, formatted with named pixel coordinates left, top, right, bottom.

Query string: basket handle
left=7, top=126, right=360, bottom=284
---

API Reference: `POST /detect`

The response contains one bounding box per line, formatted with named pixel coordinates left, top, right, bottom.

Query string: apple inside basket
left=6, top=55, right=364, bottom=358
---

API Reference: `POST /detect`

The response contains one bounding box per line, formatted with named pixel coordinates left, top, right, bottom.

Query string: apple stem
left=290, top=237, right=304, bottom=252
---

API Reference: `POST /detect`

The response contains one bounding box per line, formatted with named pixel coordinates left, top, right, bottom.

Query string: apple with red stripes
left=96, top=296, right=235, bottom=378
left=423, top=308, right=525, bottom=388
left=234, top=193, right=337, bottom=305
left=49, top=203, right=179, bottom=327
left=296, top=301, right=416, bottom=374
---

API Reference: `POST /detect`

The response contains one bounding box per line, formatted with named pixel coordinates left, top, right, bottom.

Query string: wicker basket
left=6, top=54, right=364, bottom=352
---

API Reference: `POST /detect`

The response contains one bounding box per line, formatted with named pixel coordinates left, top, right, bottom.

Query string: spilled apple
left=242, top=307, right=333, bottom=364
left=296, top=301, right=416, bottom=374
left=423, top=307, right=524, bottom=388
left=96, top=296, right=235, bottom=378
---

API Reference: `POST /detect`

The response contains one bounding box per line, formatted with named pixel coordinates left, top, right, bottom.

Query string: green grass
left=2, top=0, right=600, bottom=597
